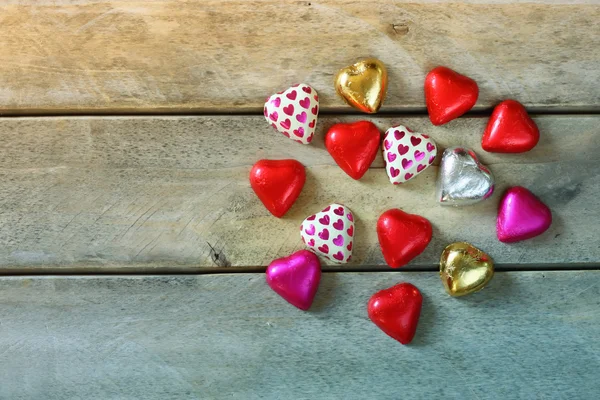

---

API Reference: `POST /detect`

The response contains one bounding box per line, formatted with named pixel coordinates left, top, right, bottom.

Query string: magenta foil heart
left=266, top=250, right=321, bottom=310
left=497, top=186, right=552, bottom=243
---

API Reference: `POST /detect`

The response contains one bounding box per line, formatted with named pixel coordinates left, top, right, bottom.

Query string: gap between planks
left=1, top=108, right=600, bottom=118
left=1, top=262, right=600, bottom=277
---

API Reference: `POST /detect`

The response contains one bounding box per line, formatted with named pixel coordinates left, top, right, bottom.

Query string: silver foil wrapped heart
left=436, top=147, right=494, bottom=206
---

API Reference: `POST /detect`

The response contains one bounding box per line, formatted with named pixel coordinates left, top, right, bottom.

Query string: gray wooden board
left=1, top=116, right=599, bottom=271
left=0, top=1, right=599, bottom=113
left=0, top=271, right=599, bottom=399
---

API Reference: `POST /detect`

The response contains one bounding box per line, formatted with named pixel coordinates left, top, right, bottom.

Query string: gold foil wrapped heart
left=335, top=58, right=388, bottom=113
left=440, top=242, right=494, bottom=297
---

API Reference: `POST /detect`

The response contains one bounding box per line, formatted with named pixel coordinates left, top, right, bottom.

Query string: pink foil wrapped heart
left=266, top=250, right=321, bottom=310
left=497, top=186, right=552, bottom=243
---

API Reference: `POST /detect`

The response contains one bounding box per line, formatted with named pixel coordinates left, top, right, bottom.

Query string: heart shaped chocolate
left=300, top=203, right=355, bottom=264
left=425, top=66, right=479, bottom=125
left=439, top=242, right=494, bottom=297
left=377, top=209, right=432, bottom=268
left=368, top=282, right=422, bottom=345
left=436, top=147, right=494, bottom=206
left=482, top=100, right=540, bottom=153
left=325, top=121, right=381, bottom=180
left=250, top=159, right=306, bottom=218
left=382, top=125, right=437, bottom=185
left=335, top=58, right=388, bottom=113
left=264, top=83, right=319, bottom=144
left=497, top=186, right=552, bottom=243
left=266, top=250, right=321, bottom=310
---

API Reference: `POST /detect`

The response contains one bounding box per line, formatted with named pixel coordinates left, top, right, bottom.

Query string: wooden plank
left=0, top=272, right=598, bottom=399
left=0, top=1, right=598, bottom=113
left=1, top=115, right=599, bottom=271
left=2, top=115, right=598, bottom=170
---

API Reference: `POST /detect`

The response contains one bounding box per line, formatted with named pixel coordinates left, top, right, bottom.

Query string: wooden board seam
left=1, top=263, right=599, bottom=277
left=2, top=108, right=600, bottom=118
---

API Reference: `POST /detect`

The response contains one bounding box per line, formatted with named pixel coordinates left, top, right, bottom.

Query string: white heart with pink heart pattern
left=264, top=83, right=319, bottom=145
left=383, top=124, right=437, bottom=184
left=300, top=203, right=354, bottom=264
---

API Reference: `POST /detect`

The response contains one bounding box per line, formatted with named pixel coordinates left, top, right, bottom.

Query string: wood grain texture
left=0, top=1, right=599, bottom=113
left=1, top=115, right=598, bottom=271
left=0, top=272, right=599, bottom=399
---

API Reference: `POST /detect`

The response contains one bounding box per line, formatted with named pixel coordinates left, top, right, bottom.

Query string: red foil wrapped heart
left=325, top=121, right=381, bottom=180
left=482, top=100, right=540, bottom=153
left=425, top=66, right=479, bottom=125
left=250, top=159, right=305, bottom=218
left=368, top=282, right=423, bottom=345
left=377, top=209, right=432, bottom=268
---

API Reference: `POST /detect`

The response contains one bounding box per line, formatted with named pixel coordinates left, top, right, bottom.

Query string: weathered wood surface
left=0, top=272, right=598, bottom=399
left=0, top=1, right=599, bottom=113
left=1, top=115, right=598, bottom=271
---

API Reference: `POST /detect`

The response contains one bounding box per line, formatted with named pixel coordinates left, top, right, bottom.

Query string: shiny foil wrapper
left=497, top=186, right=552, bottom=243
left=335, top=58, right=388, bottom=113
left=436, top=146, right=494, bottom=206
left=440, top=242, right=494, bottom=297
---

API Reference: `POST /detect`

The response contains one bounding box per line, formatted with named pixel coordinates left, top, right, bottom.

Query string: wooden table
left=1, top=1, right=599, bottom=398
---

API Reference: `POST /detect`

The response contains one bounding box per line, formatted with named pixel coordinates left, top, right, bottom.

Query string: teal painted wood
left=0, top=271, right=598, bottom=399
